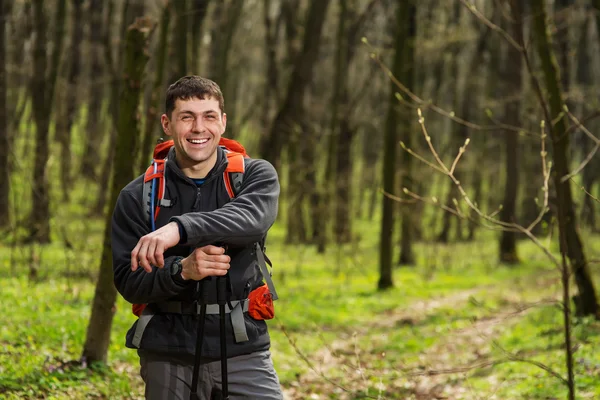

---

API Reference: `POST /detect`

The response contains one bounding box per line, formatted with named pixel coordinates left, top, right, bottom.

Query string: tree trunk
left=320, top=0, right=375, bottom=251
left=173, top=0, right=187, bottom=77
left=285, top=131, right=307, bottom=244
left=259, top=0, right=331, bottom=170
left=530, top=0, right=599, bottom=318
left=499, top=4, right=523, bottom=264
left=81, top=0, right=104, bottom=181
left=93, top=0, right=142, bottom=216
left=437, top=5, right=463, bottom=243
left=261, top=0, right=280, bottom=131
left=576, top=12, right=597, bottom=231
left=138, top=1, right=171, bottom=173
left=55, top=0, right=84, bottom=202
left=189, top=0, right=210, bottom=74
left=332, top=0, right=357, bottom=246
left=315, top=0, right=346, bottom=253
left=379, top=0, right=410, bottom=290
left=82, top=17, right=154, bottom=364
left=335, top=118, right=353, bottom=244
left=0, top=0, right=8, bottom=228
left=208, top=0, right=243, bottom=138
left=594, top=0, right=600, bottom=44
left=397, top=1, right=416, bottom=265
left=466, top=166, right=482, bottom=241
left=29, top=0, right=67, bottom=243
left=554, top=0, right=572, bottom=93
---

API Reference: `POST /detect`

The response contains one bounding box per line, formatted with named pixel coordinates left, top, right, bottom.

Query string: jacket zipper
left=194, top=187, right=202, bottom=304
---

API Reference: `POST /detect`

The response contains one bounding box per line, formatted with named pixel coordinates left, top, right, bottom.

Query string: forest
left=1, top=0, right=600, bottom=399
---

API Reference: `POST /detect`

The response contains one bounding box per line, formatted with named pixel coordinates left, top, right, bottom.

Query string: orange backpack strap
left=153, top=139, right=174, bottom=159
left=223, top=152, right=246, bottom=199
left=219, top=137, right=247, bottom=156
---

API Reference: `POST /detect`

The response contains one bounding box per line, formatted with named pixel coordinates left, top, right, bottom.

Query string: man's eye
left=206, top=115, right=215, bottom=120
left=181, top=116, right=192, bottom=121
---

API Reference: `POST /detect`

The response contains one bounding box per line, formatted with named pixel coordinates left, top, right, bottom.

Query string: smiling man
left=112, top=76, right=283, bottom=399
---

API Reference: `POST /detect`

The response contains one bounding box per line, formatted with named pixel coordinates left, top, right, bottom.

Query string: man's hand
left=180, top=245, right=230, bottom=281
left=131, top=222, right=181, bottom=272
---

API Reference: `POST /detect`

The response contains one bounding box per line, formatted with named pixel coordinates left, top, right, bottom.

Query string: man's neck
left=177, top=152, right=218, bottom=179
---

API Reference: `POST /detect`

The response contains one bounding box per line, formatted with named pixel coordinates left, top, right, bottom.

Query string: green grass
left=1, top=215, right=599, bottom=399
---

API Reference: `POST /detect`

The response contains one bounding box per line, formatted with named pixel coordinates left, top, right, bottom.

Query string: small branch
left=449, top=138, right=470, bottom=175
left=491, top=341, right=568, bottom=385
left=560, top=106, right=600, bottom=182
left=278, top=323, right=379, bottom=399
left=526, top=125, right=551, bottom=232
left=579, top=185, right=600, bottom=204
left=406, top=109, right=561, bottom=271
left=459, top=0, right=524, bottom=52
left=365, top=46, right=527, bottom=135
left=400, top=140, right=446, bottom=174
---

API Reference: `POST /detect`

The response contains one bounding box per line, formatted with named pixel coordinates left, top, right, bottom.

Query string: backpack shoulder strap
left=223, top=152, right=245, bottom=199
left=143, top=158, right=169, bottom=231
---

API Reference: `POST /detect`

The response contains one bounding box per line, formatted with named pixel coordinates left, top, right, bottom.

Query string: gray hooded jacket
left=112, top=146, right=280, bottom=359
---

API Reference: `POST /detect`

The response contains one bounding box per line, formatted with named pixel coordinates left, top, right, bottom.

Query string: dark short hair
left=165, top=76, right=225, bottom=118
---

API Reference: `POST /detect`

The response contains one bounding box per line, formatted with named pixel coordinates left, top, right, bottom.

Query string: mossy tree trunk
left=530, top=0, right=599, bottom=318
left=93, top=0, right=143, bottom=216
left=82, top=17, right=154, bottom=364
left=208, top=0, right=243, bottom=138
left=81, top=0, right=105, bottom=182
left=189, top=0, right=210, bottom=74
left=173, top=0, right=187, bottom=78
left=55, top=0, right=84, bottom=202
left=397, top=0, right=416, bottom=265
left=29, top=0, right=67, bottom=243
left=258, top=0, right=330, bottom=245
left=0, top=0, right=9, bottom=228
left=578, top=10, right=598, bottom=231
left=499, top=1, right=523, bottom=264
left=138, top=1, right=171, bottom=173
left=259, top=0, right=331, bottom=170
left=437, top=3, right=463, bottom=244
left=379, top=0, right=410, bottom=290
left=315, top=0, right=348, bottom=252
left=261, top=0, right=280, bottom=132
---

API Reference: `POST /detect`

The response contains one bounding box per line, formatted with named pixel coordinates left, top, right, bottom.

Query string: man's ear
left=160, top=114, right=172, bottom=136
left=222, top=113, right=227, bottom=129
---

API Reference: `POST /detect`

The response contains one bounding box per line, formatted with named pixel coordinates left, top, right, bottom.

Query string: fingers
left=131, top=244, right=140, bottom=271
left=155, top=243, right=165, bottom=268
left=199, top=245, right=226, bottom=255
left=138, top=242, right=152, bottom=273
left=201, top=261, right=230, bottom=278
left=131, top=228, right=176, bottom=272
left=146, top=241, right=157, bottom=268
left=208, top=261, right=230, bottom=271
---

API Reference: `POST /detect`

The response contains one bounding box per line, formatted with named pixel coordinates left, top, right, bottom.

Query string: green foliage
left=1, top=217, right=599, bottom=398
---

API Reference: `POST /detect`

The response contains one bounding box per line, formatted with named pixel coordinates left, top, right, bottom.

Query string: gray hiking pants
left=139, top=350, right=283, bottom=400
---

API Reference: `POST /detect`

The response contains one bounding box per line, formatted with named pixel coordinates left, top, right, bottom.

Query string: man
left=112, top=76, right=283, bottom=399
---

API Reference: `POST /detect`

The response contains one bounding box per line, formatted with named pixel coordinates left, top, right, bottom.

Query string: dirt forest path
left=281, top=278, right=558, bottom=400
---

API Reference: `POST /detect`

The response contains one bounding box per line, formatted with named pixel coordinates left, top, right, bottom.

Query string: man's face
left=161, top=97, right=226, bottom=177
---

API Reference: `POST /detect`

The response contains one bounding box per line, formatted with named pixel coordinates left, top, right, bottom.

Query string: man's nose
left=192, top=117, right=205, bottom=132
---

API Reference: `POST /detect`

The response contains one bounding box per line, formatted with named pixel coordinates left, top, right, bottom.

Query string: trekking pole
left=216, top=275, right=229, bottom=399
left=190, top=279, right=209, bottom=400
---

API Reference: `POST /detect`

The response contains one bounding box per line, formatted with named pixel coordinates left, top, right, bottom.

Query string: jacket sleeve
left=171, top=158, right=280, bottom=247
left=112, top=188, right=191, bottom=304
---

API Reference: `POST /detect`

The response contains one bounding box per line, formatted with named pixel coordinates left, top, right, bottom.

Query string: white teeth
left=188, top=138, right=209, bottom=144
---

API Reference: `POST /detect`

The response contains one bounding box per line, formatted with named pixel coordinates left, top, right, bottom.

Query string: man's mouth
left=187, top=138, right=209, bottom=145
